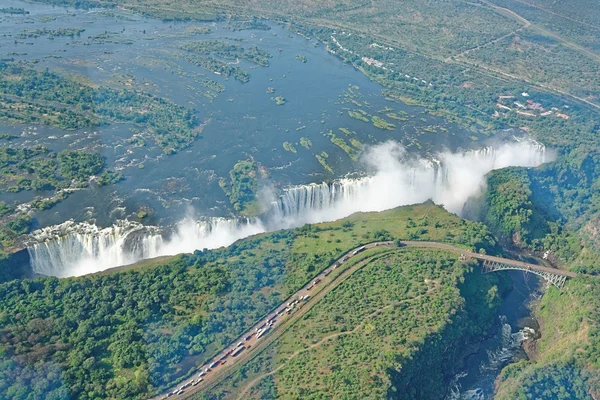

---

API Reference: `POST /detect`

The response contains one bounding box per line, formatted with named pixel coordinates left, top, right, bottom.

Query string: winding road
left=153, top=240, right=576, bottom=399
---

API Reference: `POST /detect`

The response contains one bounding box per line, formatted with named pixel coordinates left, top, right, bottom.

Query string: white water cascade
left=28, top=140, right=553, bottom=277
left=28, top=218, right=266, bottom=278
left=445, top=315, right=536, bottom=400
left=268, top=140, right=551, bottom=226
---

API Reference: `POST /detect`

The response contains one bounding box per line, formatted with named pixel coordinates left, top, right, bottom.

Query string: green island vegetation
left=0, top=7, right=29, bottom=15
left=0, top=204, right=498, bottom=400
left=329, top=132, right=359, bottom=161
left=315, top=151, right=333, bottom=173
left=0, top=148, right=112, bottom=264
left=271, top=96, right=286, bottom=105
left=97, top=169, right=124, bottom=186
left=14, top=28, right=85, bottom=39
left=338, top=127, right=354, bottom=136
left=199, top=79, right=225, bottom=93
left=299, top=137, right=312, bottom=149
left=219, top=159, right=264, bottom=216
left=86, top=31, right=134, bottom=45
left=227, top=20, right=271, bottom=32
left=294, top=54, right=307, bottom=63
left=371, top=115, right=396, bottom=130
left=38, top=16, right=56, bottom=22
left=185, top=26, right=212, bottom=35
left=386, top=111, right=408, bottom=121
left=181, top=40, right=272, bottom=67
left=349, top=137, right=363, bottom=149
left=0, top=63, right=201, bottom=154
left=185, top=55, right=250, bottom=83
left=282, top=141, right=297, bottom=153
left=347, top=109, right=369, bottom=122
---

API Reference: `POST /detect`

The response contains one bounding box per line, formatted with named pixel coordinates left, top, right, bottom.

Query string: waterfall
left=28, top=218, right=266, bottom=278
left=27, top=139, right=552, bottom=277
left=268, top=140, right=551, bottom=226
left=28, top=220, right=164, bottom=278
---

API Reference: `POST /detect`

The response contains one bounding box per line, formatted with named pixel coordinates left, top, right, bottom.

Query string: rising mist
left=28, top=139, right=553, bottom=277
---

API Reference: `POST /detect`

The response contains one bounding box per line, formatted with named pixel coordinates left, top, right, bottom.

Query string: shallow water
left=1, top=0, right=485, bottom=229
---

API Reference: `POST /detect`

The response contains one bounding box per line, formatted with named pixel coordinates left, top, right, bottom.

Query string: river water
left=1, top=0, right=483, bottom=229
left=1, top=1, right=552, bottom=396
left=447, top=271, right=543, bottom=400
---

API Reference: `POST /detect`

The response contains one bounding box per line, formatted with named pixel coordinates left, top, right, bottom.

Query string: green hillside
left=0, top=204, right=495, bottom=400
left=201, top=248, right=504, bottom=399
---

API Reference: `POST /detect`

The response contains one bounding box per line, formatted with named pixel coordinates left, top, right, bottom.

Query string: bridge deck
left=400, top=241, right=577, bottom=278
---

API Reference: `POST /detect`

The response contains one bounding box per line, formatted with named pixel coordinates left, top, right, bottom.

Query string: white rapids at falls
left=27, top=140, right=553, bottom=277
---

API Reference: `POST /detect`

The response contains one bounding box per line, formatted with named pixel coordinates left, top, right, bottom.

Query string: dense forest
left=0, top=205, right=496, bottom=399
left=204, top=249, right=506, bottom=399
left=7, top=0, right=600, bottom=397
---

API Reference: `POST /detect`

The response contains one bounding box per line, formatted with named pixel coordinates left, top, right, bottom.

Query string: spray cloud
left=28, top=140, right=553, bottom=277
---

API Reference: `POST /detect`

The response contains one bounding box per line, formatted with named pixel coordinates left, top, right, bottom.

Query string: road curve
left=152, top=240, right=576, bottom=399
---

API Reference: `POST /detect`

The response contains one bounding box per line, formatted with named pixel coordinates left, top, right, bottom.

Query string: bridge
left=480, top=260, right=569, bottom=288
left=399, top=241, right=578, bottom=289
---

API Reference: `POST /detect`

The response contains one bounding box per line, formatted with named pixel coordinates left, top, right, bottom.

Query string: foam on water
left=28, top=140, right=553, bottom=277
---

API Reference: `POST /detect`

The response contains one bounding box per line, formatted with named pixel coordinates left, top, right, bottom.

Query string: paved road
left=400, top=241, right=578, bottom=278
left=153, top=240, right=576, bottom=399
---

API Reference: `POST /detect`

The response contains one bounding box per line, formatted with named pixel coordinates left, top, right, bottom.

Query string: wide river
left=1, top=3, right=548, bottom=398
left=0, top=0, right=493, bottom=229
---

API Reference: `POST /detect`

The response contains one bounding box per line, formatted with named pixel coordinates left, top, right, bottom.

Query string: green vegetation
left=220, top=159, right=263, bottom=215
left=330, top=133, right=359, bottom=161
left=0, top=63, right=201, bottom=154
left=371, top=115, right=396, bottom=130
left=206, top=249, right=505, bottom=399
left=182, top=40, right=272, bottom=67
left=57, top=150, right=104, bottom=181
left=315, top=151, right=333, bottom=173
left=185, top=55, right=250, bottom=83
left=299, top=137, right=312, bottom=149
left=98, top=169, right=125, bottom=186
left=338, top=127, right=354, bottom=136
left=227, top=20, right=270, bottom=32
left=349, top=137, right=362, bottom=149
left=0, top=147, right=104, bottom=192
left=199, top=79, right=225, bottom=93
left=0, top=204, right=497, bottom=399
left=282, top=142, right=297, bottom=153
left=0, top=7, right=29, bottom=15
left=15, top=28, right=85, bottom=39
left=347, top=109, right=369, bottom=122
left=271, top=96, right=286, bottom=105
left=386, top=111, right=408, bottom=121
